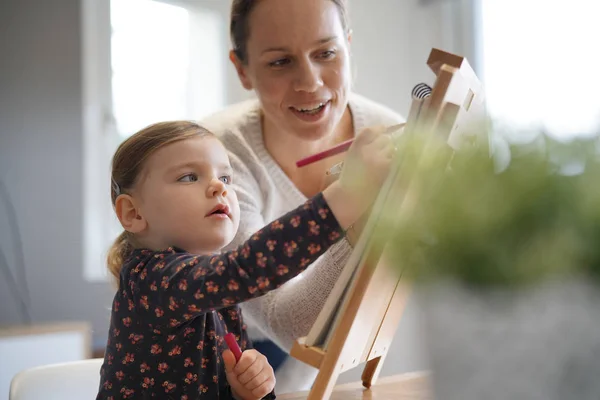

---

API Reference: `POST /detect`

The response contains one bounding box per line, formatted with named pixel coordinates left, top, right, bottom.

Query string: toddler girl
left=97, top=120, right=394, bottom=399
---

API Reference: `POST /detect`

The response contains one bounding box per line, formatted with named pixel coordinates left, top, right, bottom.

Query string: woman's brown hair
left=230, top=0, right=350, bottom=64
left=107, top=121, right=213, bottom=281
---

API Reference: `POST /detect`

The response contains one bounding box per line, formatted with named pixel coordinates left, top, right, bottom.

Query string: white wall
left=0, top=0, right=115, bottom=338
left=0, top=0, right=471, bottom=383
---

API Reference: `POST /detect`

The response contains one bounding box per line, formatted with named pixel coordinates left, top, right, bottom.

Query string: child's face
left=134, top=136, right=241, bottom=254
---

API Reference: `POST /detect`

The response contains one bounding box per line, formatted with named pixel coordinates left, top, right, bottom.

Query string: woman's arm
left=131, top=192, right=344, bottom=328
left=241, top=239, right=353, bottom=350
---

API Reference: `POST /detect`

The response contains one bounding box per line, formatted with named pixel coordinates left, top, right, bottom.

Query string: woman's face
left=232, top=0, right=352, bottom=141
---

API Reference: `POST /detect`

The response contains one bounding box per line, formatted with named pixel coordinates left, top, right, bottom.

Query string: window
left=479, top=0, right=600, bottom=140
left=82, top=0, right=226, bottom=281
left=110, top=0, right=225, bottom=137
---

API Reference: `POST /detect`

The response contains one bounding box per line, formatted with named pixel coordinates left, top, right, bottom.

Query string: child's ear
left=229, top=50, right=253, bottom=91
left=115, top=194, right=147, bottom=234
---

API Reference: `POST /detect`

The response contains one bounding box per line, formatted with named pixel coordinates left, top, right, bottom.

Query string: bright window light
left=82, top=1, right=226, bottom=281
left=480, top=0, right=600, bottom=140
left=110, top=0, right=224, bottom=137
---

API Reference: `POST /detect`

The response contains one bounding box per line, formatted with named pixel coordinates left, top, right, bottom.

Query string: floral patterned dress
left=97, top=193, right=344, bottom=399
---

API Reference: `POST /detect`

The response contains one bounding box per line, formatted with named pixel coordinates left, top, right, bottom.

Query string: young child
left=97, top=121, right=394, bottom=399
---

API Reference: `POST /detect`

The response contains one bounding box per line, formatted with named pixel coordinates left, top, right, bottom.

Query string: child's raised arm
left=126, top=126, right=394, bottom=329
left=128, top=192, right=343, bottom=328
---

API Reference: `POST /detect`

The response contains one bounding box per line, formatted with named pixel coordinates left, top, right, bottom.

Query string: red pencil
left=295, top=138, right=354, bottom=167
left=295, top=123, right=405, bottom=168
left=224, top=333, right=243, bottom=362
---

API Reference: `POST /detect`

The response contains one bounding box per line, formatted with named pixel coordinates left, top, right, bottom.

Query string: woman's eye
left=219, top=175, right=232, bottom=185
left=178, top=173, right=198, bottom=183
left=268, top=58, right=290, bottom=68
left=319, top=50, right=336, bottom=60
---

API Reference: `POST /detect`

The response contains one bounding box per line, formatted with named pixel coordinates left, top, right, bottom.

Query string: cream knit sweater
left=200, top=93, right=404, bottom=353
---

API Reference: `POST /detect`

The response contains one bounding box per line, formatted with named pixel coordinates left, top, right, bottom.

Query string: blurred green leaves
left=387, top=128, right=600, bottom=288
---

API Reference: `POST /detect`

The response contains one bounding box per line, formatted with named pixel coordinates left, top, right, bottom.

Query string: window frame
left=80, top=0, right=227, bottom=281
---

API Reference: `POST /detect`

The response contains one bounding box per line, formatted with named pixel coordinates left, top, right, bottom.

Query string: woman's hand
left=223, top=349, right=275, bottom=400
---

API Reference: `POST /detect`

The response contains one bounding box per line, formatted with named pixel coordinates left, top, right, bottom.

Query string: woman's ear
left=229, top=50, right=253, bottom=91
left=347, top=29, right=353, bottom=44
left=114, top=194, right=147, bottom=234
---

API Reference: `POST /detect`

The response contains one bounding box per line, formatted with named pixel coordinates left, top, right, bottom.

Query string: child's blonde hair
left=107, top=121, right=214, bottom=281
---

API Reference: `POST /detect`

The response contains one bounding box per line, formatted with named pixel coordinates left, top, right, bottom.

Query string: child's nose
left=207, top=178, right=227, bottom=197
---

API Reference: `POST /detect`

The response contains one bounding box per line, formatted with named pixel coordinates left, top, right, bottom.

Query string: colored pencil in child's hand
left=295, top=123, right=405, bottom=168
left=224, top=333, right=243, bottom=362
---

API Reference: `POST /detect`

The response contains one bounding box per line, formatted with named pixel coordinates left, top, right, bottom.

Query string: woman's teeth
left=294, top=102, right=326, bottom=114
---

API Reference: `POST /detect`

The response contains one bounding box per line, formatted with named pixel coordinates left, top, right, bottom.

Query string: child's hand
left=223, top=349, right=275, bottom=400
left=339, top=125, right=396, bottom=199
left=323, top=125, right=396, bottom=229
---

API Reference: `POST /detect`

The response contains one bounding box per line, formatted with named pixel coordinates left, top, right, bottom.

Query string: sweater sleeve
left=129, top=192, right=344, bottom=329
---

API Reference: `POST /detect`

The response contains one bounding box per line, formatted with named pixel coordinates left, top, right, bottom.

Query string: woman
left=201, top=0, right=404, bottom=392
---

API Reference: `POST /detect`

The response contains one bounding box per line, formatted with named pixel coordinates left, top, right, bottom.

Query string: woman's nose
left=294, top=60, right=323, bottom=93
left=207, top=178, right=227, bottom=198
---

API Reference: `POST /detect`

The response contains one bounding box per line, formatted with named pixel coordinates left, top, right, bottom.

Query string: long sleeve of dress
left=225, top=151, right=354, bottom=351
left=127, top=192, right=344, bottom=329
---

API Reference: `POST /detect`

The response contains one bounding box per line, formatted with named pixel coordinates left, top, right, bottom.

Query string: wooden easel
left=290, top=48, right=487, bottom=400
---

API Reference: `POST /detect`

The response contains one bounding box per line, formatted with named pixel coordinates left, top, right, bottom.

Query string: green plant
left=388, top=128, right=600, bottom=288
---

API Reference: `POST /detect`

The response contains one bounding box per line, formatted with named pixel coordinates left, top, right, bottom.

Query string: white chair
left=9, top=358, right=103, bottom=400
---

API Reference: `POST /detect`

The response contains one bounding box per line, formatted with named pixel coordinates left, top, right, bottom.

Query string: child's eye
left=219, top=175, right=232, bottom=185
left=178, top=173, right=198, bottom=183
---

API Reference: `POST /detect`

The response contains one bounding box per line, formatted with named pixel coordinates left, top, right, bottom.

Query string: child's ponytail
left=107, top=231, right=133, bottom=281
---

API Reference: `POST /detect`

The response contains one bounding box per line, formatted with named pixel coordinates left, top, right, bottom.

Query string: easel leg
left=361, top=354, right=387, bottom=389
left=307, top=363, right=340, bottom=400
left=362, top=279, right=410, bottom=389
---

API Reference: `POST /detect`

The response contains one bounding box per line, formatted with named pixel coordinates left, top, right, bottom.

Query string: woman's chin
left=291, top=124, right=334, bottom=141
left=286, top=113, right=340, bottom=141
